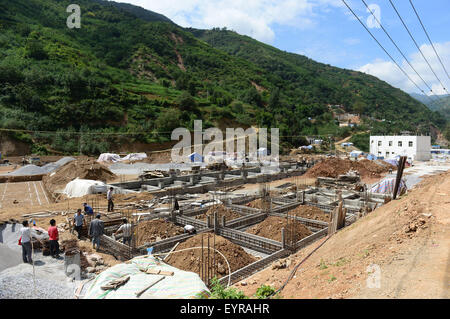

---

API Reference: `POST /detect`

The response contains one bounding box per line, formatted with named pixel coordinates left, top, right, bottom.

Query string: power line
left=362, top=0, right=437, bottom=97
left=409, top=0, right=450, bottom=81
left=341, top=0, right=436, bottom=106
left=361, top=0, right=442, bottom=107
left=388, top=0, right=448, bottom=94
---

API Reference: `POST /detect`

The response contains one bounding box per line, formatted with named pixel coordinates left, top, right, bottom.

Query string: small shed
left=188, top=152, right=203, bottom=163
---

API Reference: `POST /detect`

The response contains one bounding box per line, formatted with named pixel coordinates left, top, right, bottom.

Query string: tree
left=178, top=91, right=196, bottom=111
left=25, top=39, right=48, bottom=60
left=268, top=87, right=280, bottom=109
left=353, top=100, right=366, bottom=116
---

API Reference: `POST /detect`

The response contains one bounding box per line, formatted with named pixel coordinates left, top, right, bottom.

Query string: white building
left=370, top=135, right=431, bottom=161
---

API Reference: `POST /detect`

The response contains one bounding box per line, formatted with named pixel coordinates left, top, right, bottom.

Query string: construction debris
left=304, top=158, right=395, bottom=179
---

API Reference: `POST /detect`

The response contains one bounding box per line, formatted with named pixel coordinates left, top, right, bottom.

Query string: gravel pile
left=0, top=267, right=74, bottom=299
left=0, top=243, right=22, bottom=272
left=41, top=157, right=75, bottom=174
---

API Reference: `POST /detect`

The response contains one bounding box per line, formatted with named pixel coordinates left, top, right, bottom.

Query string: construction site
left=1, top=150, right=448, bottom=299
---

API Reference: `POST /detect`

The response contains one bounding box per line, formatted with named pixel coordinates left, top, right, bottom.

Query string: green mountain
left=410, top=93, right=450, bottom=121
left=0, top=0, right=446, bottom=155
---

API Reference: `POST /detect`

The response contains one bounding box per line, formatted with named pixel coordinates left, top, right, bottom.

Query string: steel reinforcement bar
left=226, top=212, right=267, bottom=229
left=99, top=235, right=134, bottom=260
left=225, top=204, right=263, bottom=216
left=268, top=212, right=328, bottom=229
left=230, top=195, right=259, bottom=205
left=182, top=207, right=209, bottom=217
left=217, top=227, right=282, bottom=254
left=175, top=215, right=208, bottom=229
left=271, top=202, right=301, bottom=214
left=136, top=228, right=214, bottom=254
left=294, top=228, right=328, bottom=250
left=218, top=249, right=290, bottom=286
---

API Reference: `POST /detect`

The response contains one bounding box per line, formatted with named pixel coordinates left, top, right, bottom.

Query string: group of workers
left=18, top=188, right=200, bottom=263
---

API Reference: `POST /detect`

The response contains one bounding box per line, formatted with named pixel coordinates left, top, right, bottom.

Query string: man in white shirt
left=107, top=187, right=114, bottom=212
left=20, top=220, right=34, bottom=264
left=184, top=224, right=196, bottom=235
left=115, top=218, right=132, bottom=246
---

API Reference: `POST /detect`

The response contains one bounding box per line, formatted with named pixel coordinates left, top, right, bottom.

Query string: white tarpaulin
left=121, top=153, right=147, bottom=162
left=64, top=179, right=108, bottom=198
left=98, top=153, right=147, bottom=163
left=97, top=153, right=121, bottom=163
left=83, top=255, right=209, bottom=299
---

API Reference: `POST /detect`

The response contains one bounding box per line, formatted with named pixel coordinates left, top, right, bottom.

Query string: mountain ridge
left=0, top=0, right=446, bottom=154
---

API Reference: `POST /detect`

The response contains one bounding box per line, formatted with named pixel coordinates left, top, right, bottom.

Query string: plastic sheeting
left=370, top=177, right=407, bottom=195
left=97, top=153, right=148, bottom=163
left=63, top=179, right=107, bottom=198
left=83, top=255, right=209, bottom=299
left=97, top=153, right=121, bottom=163
left=121, top=153, right=147, bottom=162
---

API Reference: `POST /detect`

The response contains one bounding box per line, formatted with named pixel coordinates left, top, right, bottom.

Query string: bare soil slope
left=237, top=170, right=450, bottom=299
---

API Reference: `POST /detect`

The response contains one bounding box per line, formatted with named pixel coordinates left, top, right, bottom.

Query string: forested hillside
left=0, top=0, right=446, bottom=155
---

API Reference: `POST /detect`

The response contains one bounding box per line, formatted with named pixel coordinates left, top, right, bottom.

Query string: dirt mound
left=165, top=233, right=256, bottom=277
left=135, top=219, right=184, bottom=246
left=43, top=159, right=116, bottom=194
left=245, top=199, right=270, bottom=210
left=246, top=216, right=312, bottom=242
left=288, top=205, right=330, bottom=222
left=304, top=158, right=394, bottom=179
left=194, top=205, right=241, bottom=222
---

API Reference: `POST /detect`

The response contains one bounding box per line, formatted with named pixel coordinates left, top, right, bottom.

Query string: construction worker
left=83, top=202, right=94, bottom=215
left=73, top=209, right=85, bottom=239
left=115, top=218, right=132, bottom=246
left=48, top=219, right=60, bottom=258
left=89, top=214, right=104, bottom=251
left=20, top=220, right=34, bottom=264
left=107, top=187, right=114, bottom=212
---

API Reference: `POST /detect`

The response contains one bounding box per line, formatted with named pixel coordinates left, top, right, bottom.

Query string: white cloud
left=358, top=41, right=450, bottom=95
left=119, top=0, right=342, bottom=43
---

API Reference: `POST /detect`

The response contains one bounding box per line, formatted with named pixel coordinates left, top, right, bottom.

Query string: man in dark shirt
left=89, top=214, right=104, bottom=251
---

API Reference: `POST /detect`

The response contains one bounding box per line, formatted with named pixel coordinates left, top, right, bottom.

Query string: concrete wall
left=370, top=135, right=431, bottom=161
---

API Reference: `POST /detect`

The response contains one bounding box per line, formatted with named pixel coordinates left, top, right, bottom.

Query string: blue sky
left=115, top=0, right=450, bottom=95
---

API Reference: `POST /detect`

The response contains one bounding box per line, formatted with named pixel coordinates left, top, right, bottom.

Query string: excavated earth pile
left=288, top=205, right=330, bottom=222
left=194, top=205, right=241, bottom=221
left=245, top=199, right=271, bottom=210
left=135, top=219, right=184, bottom=246
left=165, top=233, right=256, bottom=278
left=43, top=159, right=116, bottom=194
left=304, top=158, right=395, bottom=179
left=246, top=216, right=312, bottom=242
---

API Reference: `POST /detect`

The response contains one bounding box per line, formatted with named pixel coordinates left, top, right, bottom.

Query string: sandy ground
left=234, top=166, right=450, bottom=299
left=0, top=181, right=50, bottom=209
